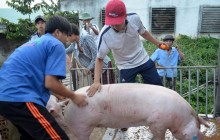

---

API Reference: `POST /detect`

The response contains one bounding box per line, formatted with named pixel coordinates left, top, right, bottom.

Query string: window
left=199, top=6, right=220, bottom=33
left=150, top=8, right=176, bottom=33
left=100, top=9, right=105, bottom=27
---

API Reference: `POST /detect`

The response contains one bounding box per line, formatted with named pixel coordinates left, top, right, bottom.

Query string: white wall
left=61, top=0, right=220, bottom=38
left=60, top=0, right=107, bottom=28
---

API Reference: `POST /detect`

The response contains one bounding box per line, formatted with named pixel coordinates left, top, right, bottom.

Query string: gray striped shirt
left=66, top=34, right=110, bottom=71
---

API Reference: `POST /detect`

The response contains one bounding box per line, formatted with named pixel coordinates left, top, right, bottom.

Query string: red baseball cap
left=105, top=0, right=127, bottom=25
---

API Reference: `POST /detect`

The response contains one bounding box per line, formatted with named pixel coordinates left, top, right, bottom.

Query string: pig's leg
left=148, top=123, right=166, bottom=140
left=72, top=125, right=94, bottom=140
left=150, top=129, right=166, bottom=140
left=147, top=115, right=166, bottom=140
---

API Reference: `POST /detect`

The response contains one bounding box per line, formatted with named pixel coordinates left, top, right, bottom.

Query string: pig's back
left=77, top=83, right=186, bottom=107
left=72, top=83, right=193, bottom=128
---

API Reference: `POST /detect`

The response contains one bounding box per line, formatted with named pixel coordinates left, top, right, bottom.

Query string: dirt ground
left=87, top=118, right=220, bottom=140
left=203, top=119, right=220, bottom=140
left=1, top=119, right=220, bottom=140
left=88, top=128, right=106, bottom=140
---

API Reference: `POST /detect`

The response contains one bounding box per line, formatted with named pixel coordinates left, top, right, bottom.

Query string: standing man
left=30, top=15, right=46, bottom=41
left=79, top=12, right=100, bottom=45
left=151, top=35, right=184, bottom=90
left=66, top=23, right=115, bottom=84
left=0, top=16, right=87, bottom=140
left=87, top=0, right=168, bottom=96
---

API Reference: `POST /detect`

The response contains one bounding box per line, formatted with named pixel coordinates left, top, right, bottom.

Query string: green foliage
left=175, top=35, right=219, bottom=66
left=35, top=0, right=79, bottom=24
left=0, top=17, right=34, bottom=40
left=142, top=34, right=219, bottom=114
left=6, top=0, right=41, bottom=15
left=144, top=34, right=219, bottom=66
left=40, top=0, right=61, bottom=15
left=45, top=11, right=79, bottom=25
left=1, top=0, right=78, bottom=42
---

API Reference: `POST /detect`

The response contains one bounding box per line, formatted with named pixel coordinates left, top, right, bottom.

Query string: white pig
left=48, top=83, right=209, bottom=140
left=46, top=95, right=69, bottom=132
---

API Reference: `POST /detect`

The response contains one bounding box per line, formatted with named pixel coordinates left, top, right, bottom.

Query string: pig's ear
left=59, top=99, right=70, bottom=107
left=63, top=99, right=69, bottom=105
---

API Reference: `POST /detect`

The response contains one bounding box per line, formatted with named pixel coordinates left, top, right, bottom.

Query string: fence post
left=215, top=39, right=220, bottom=117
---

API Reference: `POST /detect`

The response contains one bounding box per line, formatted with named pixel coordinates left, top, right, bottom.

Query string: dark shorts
left=0, top=101, right=69, bottom=140
left=119, top=59, right=163, bottom=86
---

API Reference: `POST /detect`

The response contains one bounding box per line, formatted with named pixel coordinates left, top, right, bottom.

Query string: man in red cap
left=87, top=0, right=169, bottom=95
left=87, top=0, right=170, bottom=132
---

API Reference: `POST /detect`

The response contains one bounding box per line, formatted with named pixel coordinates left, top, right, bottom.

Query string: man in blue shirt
left=151, top=35, right=184, bottom=90
left=0, top=15, right=87, bottom=140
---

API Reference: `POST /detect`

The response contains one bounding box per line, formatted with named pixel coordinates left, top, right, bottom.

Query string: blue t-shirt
left=0, top=33, right=66, bottom=107
left=151, top=47, right=181, bottom=78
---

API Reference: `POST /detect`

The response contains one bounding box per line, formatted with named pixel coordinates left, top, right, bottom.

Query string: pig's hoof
left=121, top=128, right=128, bottom=131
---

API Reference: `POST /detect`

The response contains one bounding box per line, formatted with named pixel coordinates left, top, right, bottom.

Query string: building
left=60, top=0, right=220, bottom=39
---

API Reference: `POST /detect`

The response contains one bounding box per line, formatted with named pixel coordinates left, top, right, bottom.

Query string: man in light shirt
left=30, top=15, right=46, bottom=41
left=87, top=0, right=169, bottom=96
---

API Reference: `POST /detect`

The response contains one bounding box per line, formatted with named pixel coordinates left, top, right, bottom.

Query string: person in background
left=66, top=23, right=115, bottom=84
left=79, top=12, right=100, bottom=45
left=0, top=15, right=87, bottom=140
left=87, top=0, right=169, bottom=97
left=151, top=35, right=184, bottom=91
left=30, top=15, right=46, bottom=41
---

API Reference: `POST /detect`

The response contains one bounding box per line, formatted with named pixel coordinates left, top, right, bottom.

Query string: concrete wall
left=60, top=0, right=220, bottom=39
left=0, top=35, right=24, bottom=65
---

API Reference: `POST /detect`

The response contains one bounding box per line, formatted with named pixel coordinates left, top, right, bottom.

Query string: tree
left=6, top=0, right=41, bottom=15
left=5, top=0, right=63, bottom=16
left=6, top=0, right=79, bottom=24
left=2, top=0, right=78, bottom=41
left=40, top=0, right=61, bottom=15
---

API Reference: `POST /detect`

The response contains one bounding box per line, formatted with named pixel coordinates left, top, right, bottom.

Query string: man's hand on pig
left=70, top=93, right=88, bottom=107
left=87, top=82, right=101, bottom=97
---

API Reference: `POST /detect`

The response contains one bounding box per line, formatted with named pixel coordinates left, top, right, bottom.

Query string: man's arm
left=176, top=47, right=185, bottom=60
left=89, top=24, right=99, bottom=35
left=141, top=31, right=170, bottom=50
left=45, top=75, right=88, bottom=107
left=140, top=31, right=161, bottom=47
left=87, top=58, right=103, bottom=97
left=66, top=43, right=75, bottom=55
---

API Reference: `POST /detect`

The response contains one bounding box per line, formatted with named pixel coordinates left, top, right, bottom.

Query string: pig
left=46, top=95, right=69, bottom=132
left=48, top=83, right=209, bottom=140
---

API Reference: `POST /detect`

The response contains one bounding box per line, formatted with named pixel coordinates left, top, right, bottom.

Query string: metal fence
left=67, top=66, right=217, bottom=118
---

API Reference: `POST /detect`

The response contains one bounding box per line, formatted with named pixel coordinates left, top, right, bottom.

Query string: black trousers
left=0, top=101, right=69, bottom=140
